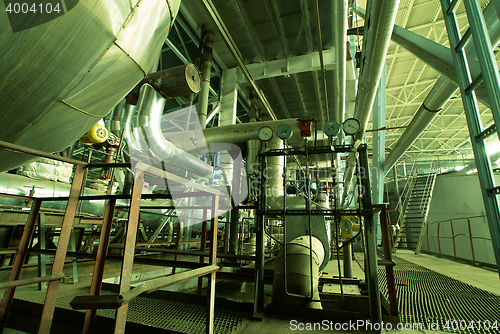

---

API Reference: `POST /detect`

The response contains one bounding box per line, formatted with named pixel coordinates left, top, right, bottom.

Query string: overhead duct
left=383, top=0, right=500, bottom=173
left=127, top=84, right=214, bottom=179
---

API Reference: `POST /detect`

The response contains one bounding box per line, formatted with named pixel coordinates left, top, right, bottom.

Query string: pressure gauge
left=323, top=120, right=341, bottom=137
left=343, top=118, right=361, bottom=135
left=277, top=124, right=293, bottom=140
left=340, top=219, right=353, bottom=233
left=258, top=126, right=274, bottom=141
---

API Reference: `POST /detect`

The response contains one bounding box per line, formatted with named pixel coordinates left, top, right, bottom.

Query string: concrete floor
left=394, top=249, right=500, bottom=296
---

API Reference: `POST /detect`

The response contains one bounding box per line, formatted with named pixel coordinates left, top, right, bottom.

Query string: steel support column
left=372, top=62, right=386, bottom=245
left=206, top=195, right=219, bottom=334
left=254, top=153, right=266, bottom=317
left=82, top=198, right=117, bottom=334
left=358, top=147, right=382, bottom=324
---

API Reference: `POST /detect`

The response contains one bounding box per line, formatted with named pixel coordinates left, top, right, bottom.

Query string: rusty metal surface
left=0, top=273, right=64, bottom=290
left=38, top=164, right=85, bottom=333
left=72, top=265, right=218, bottom=310
left=114, top=170, right=144, bottom=334
left=378, top=205, right=398, bottom=316
left=0, top=198, right=41, bottom=330
left=83, top=198, right=117, bottom=334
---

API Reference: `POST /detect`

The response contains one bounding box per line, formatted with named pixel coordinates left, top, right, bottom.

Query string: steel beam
left=201, top=0, right=278, bottom=121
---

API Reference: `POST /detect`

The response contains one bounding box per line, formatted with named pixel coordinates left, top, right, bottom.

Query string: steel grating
left=379, top=256, right=500, bottom=334
left=14, top=287, right=244, bottom=334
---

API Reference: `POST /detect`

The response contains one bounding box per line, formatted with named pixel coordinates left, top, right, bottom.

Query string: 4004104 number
left=5, top=2, right=61, bottom=14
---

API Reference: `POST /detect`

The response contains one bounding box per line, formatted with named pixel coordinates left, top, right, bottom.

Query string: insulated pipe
left=266, top=136, right=284, bottom=198
left=126, top=64, right=201, bottom=105
left=383, top=77, right=458, bottom=172
left=353, top=0, right=400, bottom=141
left=341, top=0, right=400, bottom=205
left=334, top=0, right=348, bottom=125
left=134, top=84, right=214, bottom=178
left=246, top=140, right=261, bottom=176
left=271, top=236, right=324, bottom=309
left=108, top=100, right=127, bottom=137
left=383, top=0, right=500, bottom=172
left=198, top=32, right=214, bottom=129
left=169, top=118, right=301, bottom=157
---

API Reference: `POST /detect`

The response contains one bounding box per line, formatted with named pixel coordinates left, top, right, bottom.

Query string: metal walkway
left=379, top=256, right=500, bottom=333
left=13, top=287, right=245, bottom=334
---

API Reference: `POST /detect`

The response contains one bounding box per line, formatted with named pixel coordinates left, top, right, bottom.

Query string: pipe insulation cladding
left=271, top=236, right=325, bottom=309
left=0, top=0, right=182, bottom=171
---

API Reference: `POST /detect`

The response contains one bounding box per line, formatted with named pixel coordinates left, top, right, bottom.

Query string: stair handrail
left=419, top=158, right=437, bottom=215
left=395, top=159, right=418, bottom=230
left=414, top=158, right=438, bottom=254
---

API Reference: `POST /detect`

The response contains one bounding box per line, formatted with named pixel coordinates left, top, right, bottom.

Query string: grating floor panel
left=379, top=256, right=500, bottom=334
left=14, top=287, right=244, bottom=334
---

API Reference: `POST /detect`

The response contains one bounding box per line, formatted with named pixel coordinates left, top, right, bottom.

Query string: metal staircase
left=440, top=0, right=500, bottom=275
left=395, top=162, right=437, bottom=252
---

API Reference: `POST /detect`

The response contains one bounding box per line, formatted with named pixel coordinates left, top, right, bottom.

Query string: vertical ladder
left=440, top=0, right=500, bottom=275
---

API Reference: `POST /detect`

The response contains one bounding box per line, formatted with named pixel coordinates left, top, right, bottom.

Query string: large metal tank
left=0, top=0, right=181, bottom=171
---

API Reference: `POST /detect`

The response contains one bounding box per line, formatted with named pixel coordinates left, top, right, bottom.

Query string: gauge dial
left=277, top=124, right=293, bottom=140
left=258, top=126, right=274, bottom=141
left=343, top=118, right=361, bottom=135
left=323, top=120, right=341, bottom=137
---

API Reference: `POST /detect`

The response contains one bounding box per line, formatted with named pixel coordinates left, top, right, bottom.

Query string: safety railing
left=0, top=140, right=220, bottom=334
left=393, top=160, right=418, bottom=249
left=420, top=215, right=492, bottom=266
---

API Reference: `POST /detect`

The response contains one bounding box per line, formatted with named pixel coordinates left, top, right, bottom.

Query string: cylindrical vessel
left=271, top=236, right=324, bottom=309
left=0, top=0, right=181, bottom=171
left=127, top=64, right=201, bottom=105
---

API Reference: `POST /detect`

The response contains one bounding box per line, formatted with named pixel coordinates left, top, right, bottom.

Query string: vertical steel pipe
left=198, top=32, right=214, bottom=129
left=334, top=0, right=348, bottom=125
left=343, top=242, right=353, bottom=278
